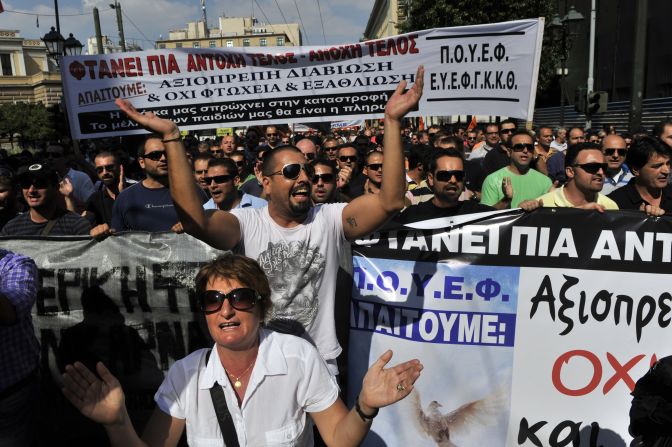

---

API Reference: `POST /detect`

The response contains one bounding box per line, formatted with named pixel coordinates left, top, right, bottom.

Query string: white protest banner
left=61, top=19, right=544, bottom=139
left=348, top=209, right=672, bottom=447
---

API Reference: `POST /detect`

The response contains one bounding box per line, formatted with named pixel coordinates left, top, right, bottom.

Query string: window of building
left=0, top=54, right=12, bottom=76
left=243, top=38, right=250, bottom=47
left=276, top=36, right=285, bottom=46
left=209, top=40, right=216, bottom=48
left=158, top=44, right=166, bottom=49
left=193, top=42, right=200, bottom=48
left=226, top=40, right=233, bottom=48
left=176, top=43, right=183, bottom=48
left=260, top=38, right=267, bottom=47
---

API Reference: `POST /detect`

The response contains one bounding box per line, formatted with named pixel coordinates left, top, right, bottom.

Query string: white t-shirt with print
left=230, top=203, right=348, bottom=363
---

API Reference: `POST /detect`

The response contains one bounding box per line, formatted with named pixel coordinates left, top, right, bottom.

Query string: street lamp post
left=549, top=5, right=584, bottom=128
left=40, top=0, right=84, bottom=151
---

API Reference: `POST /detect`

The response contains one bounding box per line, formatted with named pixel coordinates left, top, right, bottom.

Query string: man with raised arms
left=115, top=66, right=424, bottom=374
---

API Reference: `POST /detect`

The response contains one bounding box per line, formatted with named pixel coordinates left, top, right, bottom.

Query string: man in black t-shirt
left=397, top=149, right=493, bottom=224
left=0, top=163, right=91, bottom=236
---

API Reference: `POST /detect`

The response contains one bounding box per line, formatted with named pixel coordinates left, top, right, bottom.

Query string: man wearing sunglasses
left=480, top=130, right=553, bottom=209
left=114, top=65, right=424, bottom=373
left=111, top=134, right=208, bottom=232
left=321, top=137, right=340, bottom=161
left=296, top=138, right=318, bottom=162
left=83, top=151, right=133, bottom=238
left=310, top=159, right=350, bottom=204
left=202, top=158, right=267, bottom=211
left=524, top=143, right=619, bottom=211
left=264, top=126, right=280, bottom=149
left=397, top=150, right=493, bottom=223
left=337, top=145, right=365, bottom=198
left=600, top=134, right=632, bottom=195
left=1, top=163, right=91, bottom=236
left=364, top=151, right=384, bottom=195
left=608, top=137, right=670, bottom=216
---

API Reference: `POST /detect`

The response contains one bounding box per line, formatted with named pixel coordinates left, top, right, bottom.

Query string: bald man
left=601, top=134, right=633, bottom=195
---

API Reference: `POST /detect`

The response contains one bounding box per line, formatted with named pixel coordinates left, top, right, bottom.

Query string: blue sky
left=1, top=0, right=374, bottom=50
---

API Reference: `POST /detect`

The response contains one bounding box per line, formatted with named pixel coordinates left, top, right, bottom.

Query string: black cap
left=16, top=163, right=60, bottom=186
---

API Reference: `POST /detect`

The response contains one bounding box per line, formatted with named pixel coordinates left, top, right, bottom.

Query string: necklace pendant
left=234, top=379, right=242, bottom=389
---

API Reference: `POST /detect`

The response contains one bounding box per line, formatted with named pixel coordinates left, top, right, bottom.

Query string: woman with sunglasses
left=62, top=254, right=422, bottom=447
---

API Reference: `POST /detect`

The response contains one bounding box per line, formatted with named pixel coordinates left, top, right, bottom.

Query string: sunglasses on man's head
left=434, top=170, right=465, bottom=182
left=142, top=150, right=166, bottom=161
left=311, top=173, right=335, bottom=183
left=270, top=163, right=314, bottom=180
left=604, top=148, right=627, bottom=157
left=511, top=143, right=534, bottom=152
left=95, top=164, right=116, bottom=174
left=339, top=155, right=358, bottom=163
left=573, top=162, right=608, bottom=174
left=205, top=174, right=233, bottom=184
left=199, top=288, right=260, bottom=314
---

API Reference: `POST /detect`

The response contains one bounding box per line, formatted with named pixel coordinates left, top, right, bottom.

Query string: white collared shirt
left=155, top=329, right=339, bottom=446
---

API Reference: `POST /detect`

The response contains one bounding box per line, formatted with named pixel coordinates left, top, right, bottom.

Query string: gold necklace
left=224, top=359, right=256, bottom=389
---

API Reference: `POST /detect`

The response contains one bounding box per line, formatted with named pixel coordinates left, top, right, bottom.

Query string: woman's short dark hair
left=626, top=136, right=671, bottom=172
left=194, top=254, right=272, bottom=322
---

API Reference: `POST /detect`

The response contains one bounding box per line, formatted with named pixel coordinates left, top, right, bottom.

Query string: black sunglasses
left=270, top=163, right=314, bottom=180
left=339, top=155, right=358, bottom=163
left=604, top=148, right=627, bottom=157
left=435, top=170, right=465, bottom=182
left=210, top=149, right=224, bottom=155
left=142, top=150, right=167, bottom=161
left=234, top=160, right=245, bottom=166
left=367, top=163, right=383, bottom=171
left=500, top=128, right=515, bottom=135
left=199, top=288, right=260, bottom=314
left=511, top=143, right=534, bottom=152
left=19, top=177, right=51, bottom=189
left=573, top=162, right=608, bottom=174
left=95, top=164, right=116, bottom=173
left=205, top=174, right=233, bottom=184
left=266, top=133, right=278, bottom=137
left=311, top=173, right=335, bottom=183
left=304, top=153, right=316, bottom=160
left=324, top=146, right=338, bottom=152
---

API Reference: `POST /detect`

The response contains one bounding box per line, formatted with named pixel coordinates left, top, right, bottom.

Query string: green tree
left=399, top=0, right=560, bottom=94
left=0, top=102, right=58, bottom=148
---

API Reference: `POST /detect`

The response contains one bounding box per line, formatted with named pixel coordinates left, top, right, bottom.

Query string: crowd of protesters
left=2, top=68, right=672, bottom=446
left=1, top=116, right=671, bottom=238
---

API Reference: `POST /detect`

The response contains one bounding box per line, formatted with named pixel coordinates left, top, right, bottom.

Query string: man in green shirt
left=480, top=130, right=552, bottom=209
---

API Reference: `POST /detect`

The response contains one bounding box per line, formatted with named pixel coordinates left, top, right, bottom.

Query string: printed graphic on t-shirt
left=257, top=240, right=325, bottom=328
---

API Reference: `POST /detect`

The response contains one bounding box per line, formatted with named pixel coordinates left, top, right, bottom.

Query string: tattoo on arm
left=346, top=217, right=358, bottom=228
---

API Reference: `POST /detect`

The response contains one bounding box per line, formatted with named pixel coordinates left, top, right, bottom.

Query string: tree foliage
left=399, top=0, right=561, bottom=93
left=0, top=102, right=58, bottom=147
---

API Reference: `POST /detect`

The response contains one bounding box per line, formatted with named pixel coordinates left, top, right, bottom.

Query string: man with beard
left=84, top=151, right=133, bottom=237
left=396, top=149, right=493, bottom=223
left=202, top=158, right=266, bottom=211
left=114, top=66, right=424, bottom=373
left=111, top=134, right=207, bottom=232
left=0, top=163, right=91, bottom=236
